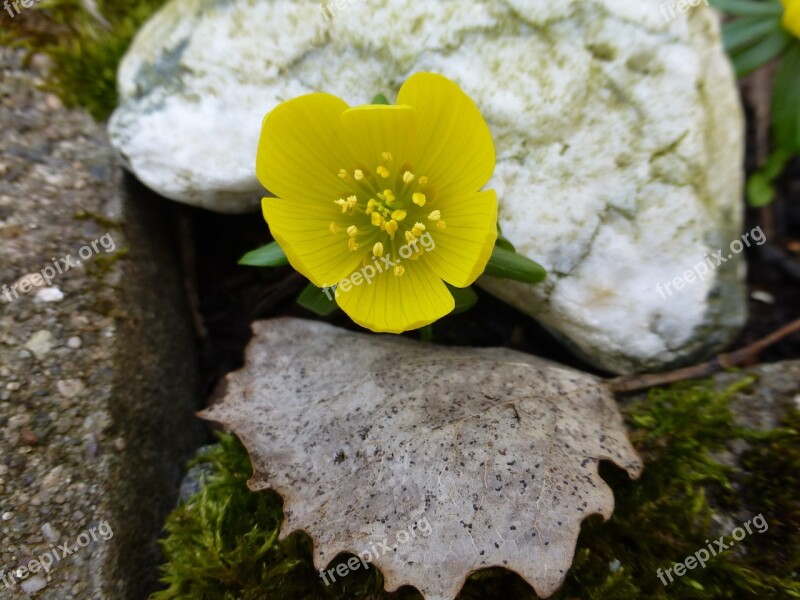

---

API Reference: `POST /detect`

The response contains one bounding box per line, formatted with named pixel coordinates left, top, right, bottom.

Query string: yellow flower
left=784, top=0, right=800, bottom=38
left=256, top=73, right=497, bottom=333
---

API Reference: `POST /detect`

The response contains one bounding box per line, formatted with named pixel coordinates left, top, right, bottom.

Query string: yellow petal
left=397, top=73, right=495, bottom=198
left=256, top=93, right=356, bottom=203
left=785, top=0, right=800, bottom=37
left=423, top=190, right=498, bottom=287
left=341, top=105, right=417, bottom=174
left=335, top=261, right=454, bottom=333
left=261, top=197, right=364, bottom=287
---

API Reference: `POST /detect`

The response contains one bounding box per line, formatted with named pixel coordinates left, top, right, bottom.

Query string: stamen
left=354, top=169, right=365, bottom=181
left=347, top=225, right=358, bottom=237
left=383, top=189, right=396, bottom=203
left=373, top=242, right=384, bottom=257
left=348, top=237, right=359, bottom=252
left=335, top=198, right=348, bottom=213
left=418, top=176, right=429, bottom=185
left=377, top=166, right=390, bottom=178
left=385, top=219, right=398, bottom=237
left=329, top=222, right=340, bottom=233
left=338, top=169, right=348, bottom=179
left=382, top=151, right=393, bottom=162
left=393, top=265, right=405, bottom=277
left=391, top=209, right=406, bottom=222
left=402, top=171, right=415, bottom=184
left=346, top=195, right=358, bottom=210
left=427, top=210, right=441, bottom=221
left=411, top=222, right=425, bottom=236
left=404, top=231, right=417, bottom=244
left=412, top=193, right=426, bottom=207
left=371, top=212, right=383, bottom=227
left=436, top=220, right=447, bottom=229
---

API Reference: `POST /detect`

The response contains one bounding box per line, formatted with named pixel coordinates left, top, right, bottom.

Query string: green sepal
left=483, top=245, right=547, bottom=284
left=296, top=283, right=339, bottom=316
left=238, top=241, right=289, bottom=267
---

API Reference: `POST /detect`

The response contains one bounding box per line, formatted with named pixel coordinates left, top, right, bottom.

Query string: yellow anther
left=402, top=171, right=415, bottom=184
left=385, top=219, right=398, bottom=236
left=404, top=230, right=417, bottom=244
left=354, top=169, right=365, bottom=181
left=383, top=189, right=396, bottom=203
left=338, top=169, right=348, bottom=179
left=335, top=198, right=348, bottom=213
left=373, top=242, right=384, bottom=257
left=427, top=210, right=441, bottom=221
left=381, top=151, right=393, bottom=162
left=391, top=209, right=407, bottom=222
left=377, top=165, right=390, bottom=178
left=348, top=237, right=359, bottom=252
left=346, top=195, right=358, bottom=210
left=371, top=212, right=383, bottom=227
left=412, top=192, right=426, bottom=207
left=393, top=265, right=405, bottom=277
left=418, top=176, right=428, bottom=185
left=329, top=222, right=340, bottom=233
left=411, top=222, right=426, bottom=236
left=436, top=220, right=447, bottom=229
left=347, top=225, right=358, bottom=237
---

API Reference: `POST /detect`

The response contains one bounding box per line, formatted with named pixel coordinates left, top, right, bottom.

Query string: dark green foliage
left=153, top=380, right=800, bottom=599
left=2, top=0, right=167, bottom=120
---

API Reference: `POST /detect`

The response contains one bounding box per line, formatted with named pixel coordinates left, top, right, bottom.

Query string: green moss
left=3, top=0, right=167, bottom=120
left=152, top=380, right=800, bottom=599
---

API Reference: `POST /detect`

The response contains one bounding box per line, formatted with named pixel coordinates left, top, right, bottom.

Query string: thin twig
left=607, top=317, right=800, bottom=394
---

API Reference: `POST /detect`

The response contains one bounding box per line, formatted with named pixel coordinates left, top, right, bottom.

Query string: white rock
left=34, top=287, right=64, bottom=303
left=109, top=0, right=744, bottom=372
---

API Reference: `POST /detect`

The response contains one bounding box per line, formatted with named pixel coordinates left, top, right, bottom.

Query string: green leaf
left=746, top=147, right=793, bottom=206
left=371, top=93, right=390, bottom=105
left=483, top=246, right=547, bottom=284
left=238, top=241, right=289, bottom=267
left=446, top=284, right=479, bottom=315
left=772, top=43, right=800, bottom=152
left=296, top=284, right=339, bottom=316
left=746, top=172, right=776, bottom=207
left=722, top=17, right=782, bottom=53
left=495, top=223, right=516, bottom=252
left=710, top=0, right=783, bottom=17
left=731, top=29, right=792, bottom=76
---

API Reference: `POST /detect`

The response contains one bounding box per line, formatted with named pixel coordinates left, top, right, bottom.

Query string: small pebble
left=66, top=336, right=82, bottom=349
left=24, top=330, right=55, bottom=359
left=57, top=379, right=85, bottom=398
left=21, top=575, right=48, bottom=594
left=34, top=287, right=64, bottom=303
left=1, top=511, right=13, bottom=521
left=41, top=522, right=60, bottom=543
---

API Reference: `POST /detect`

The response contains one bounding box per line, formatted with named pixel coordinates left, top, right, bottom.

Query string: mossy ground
left=151, top=379, right=800, bottom=599
left=1, top=0, right=166, bottom=120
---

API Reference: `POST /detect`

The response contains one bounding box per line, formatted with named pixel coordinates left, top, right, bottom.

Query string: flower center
left=331, top=151, right=446, bottom=277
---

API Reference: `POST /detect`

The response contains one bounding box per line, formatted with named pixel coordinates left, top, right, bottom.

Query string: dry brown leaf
left=200, top=318, right=642, bottom=599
